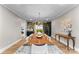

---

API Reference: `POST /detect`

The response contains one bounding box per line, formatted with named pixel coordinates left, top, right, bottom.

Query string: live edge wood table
left=55, top=33, right=75, bottom=50
left=27, top=34, right=53, bottom=46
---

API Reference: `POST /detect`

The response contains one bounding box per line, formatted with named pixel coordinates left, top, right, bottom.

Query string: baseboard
left=75, top=48, right=79, bottom=52
left=69, top=45, right=79, bottom=52
left=0, top=39, right=22, bottom=53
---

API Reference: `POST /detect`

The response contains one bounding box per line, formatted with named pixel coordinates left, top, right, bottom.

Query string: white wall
left=51, top=6, right=79, bottom=52
left=0, top=5, right=26, bottom=52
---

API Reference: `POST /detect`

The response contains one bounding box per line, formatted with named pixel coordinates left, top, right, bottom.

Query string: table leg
left=59, top=36, right=60, bottom=42
left=55, top=34, right=57, bottom=40
left=67, top=39, right=69, bottom=50
left=73, top=39, right=75, bottom=50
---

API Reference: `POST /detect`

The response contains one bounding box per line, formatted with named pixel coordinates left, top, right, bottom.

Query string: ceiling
left=2, top=4, right=77, bottom=22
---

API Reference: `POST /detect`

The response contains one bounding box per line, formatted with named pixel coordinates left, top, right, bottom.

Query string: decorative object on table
left=36, top=29, right=44, bottom=38
left=64, top=24, right=72, bottom=36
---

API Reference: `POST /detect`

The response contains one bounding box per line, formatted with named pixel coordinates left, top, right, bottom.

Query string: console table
left=55, top=33, right=75, bottom=50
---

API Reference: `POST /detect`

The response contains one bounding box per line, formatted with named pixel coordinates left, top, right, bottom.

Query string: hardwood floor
left=2, top=39, right=26, bottom=54
left=51, top=38, right=79, bottom=54
left=1, top=37, right=79, bottom=54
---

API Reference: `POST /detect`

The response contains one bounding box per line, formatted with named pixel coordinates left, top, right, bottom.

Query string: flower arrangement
left=36, top=29, right=44, bottom=37
left=36, top=29, right=44, bottom=33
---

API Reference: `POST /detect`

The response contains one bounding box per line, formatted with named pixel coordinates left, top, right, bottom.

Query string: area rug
left=16, top=45, right=63, bottom=54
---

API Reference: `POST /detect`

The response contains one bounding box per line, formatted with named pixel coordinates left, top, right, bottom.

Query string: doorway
left=27, top=22, right=51, bottom=36
left=43, top=22, right=51, bottom=36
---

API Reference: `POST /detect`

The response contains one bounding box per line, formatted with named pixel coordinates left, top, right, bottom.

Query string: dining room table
left=27, top=33, right=53, bottom=46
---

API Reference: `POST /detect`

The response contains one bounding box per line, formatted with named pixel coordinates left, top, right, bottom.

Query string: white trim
left=75, top=48, right=79, bottom=52
left=0, top=39, right=22, bottom=53
left=69, top=45, right=79, bottom=52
